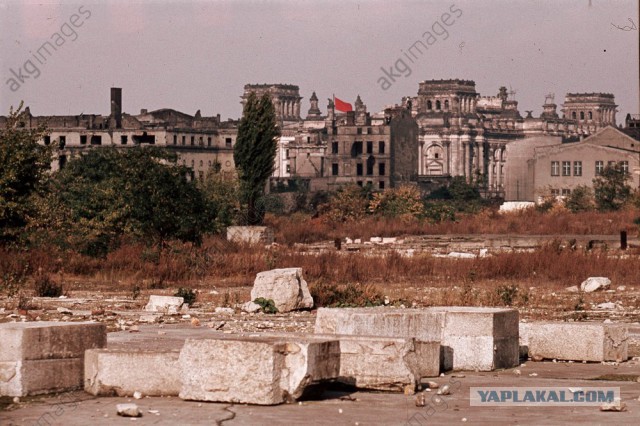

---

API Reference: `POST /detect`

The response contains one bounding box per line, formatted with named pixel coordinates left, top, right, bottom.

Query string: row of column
left=600, top=107, right=615, bottom=124
left=459, top=96, right=476, bottom=114
left=277, top=98, right=301, bottom=119
left=461, top=141, right=505, bottom=190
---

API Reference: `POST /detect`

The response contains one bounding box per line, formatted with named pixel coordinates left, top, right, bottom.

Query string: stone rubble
left=250, top=268, right=313, bottom=313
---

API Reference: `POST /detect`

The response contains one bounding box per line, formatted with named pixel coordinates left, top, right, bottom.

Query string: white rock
left=382, top=237, right=396, bottom=244
left=116, top=403, right=141, bottom=417
left=139, top=314, right=160, bottom=324
left=595, top=302, right=617, bottom=310
left=56, top=307, right=72, bottom=314
left=214, top=307, right=234, bottom=315
left=242, top=301, right=262, bottom=313
left=565, top=286, right=580, bottom=293
left=250, top=268, right=313, bottom=313
left=616, top=286, right=626, bottom=291
left=370, top=237, right=382, bottom=243
left=437, top=384, right=451, bottom=395
left=144, top=296, right=184, bottom=314
left=354, top=239, right=362, bottom=244
left=479, top=249, right=489, bottom=257
left=345, top=237, right=353, bottom=244
left=133, top=391, right=142, bottom=399
left=580, top=277, right=611, bottom=293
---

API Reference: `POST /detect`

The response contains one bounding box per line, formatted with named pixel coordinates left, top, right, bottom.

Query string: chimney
left=111, top=87, right=122, bottom=128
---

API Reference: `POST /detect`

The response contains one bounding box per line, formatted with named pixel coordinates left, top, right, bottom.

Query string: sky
left=0, top=0, right=638, bottom=122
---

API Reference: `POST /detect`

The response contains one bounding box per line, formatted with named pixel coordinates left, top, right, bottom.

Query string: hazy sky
left=1, top=0, right=638, bottom=121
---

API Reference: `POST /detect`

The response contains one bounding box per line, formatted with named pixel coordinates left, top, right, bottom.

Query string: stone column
left=479, top=142, right=486, bottom=179
left=295, top=100, right=301, bottom=119
left=488, top=146, right=495, bottom=190
left=418, top=141, right=423, bottom=175
left=444, top=141, right=451, bottom=175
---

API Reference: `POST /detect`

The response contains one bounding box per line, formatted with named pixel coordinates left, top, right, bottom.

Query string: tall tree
left=0, top=104, right=52, bottom=244
left=233, top=92, right=279, bottom=225
left=593, top=163, right=632, bottom=211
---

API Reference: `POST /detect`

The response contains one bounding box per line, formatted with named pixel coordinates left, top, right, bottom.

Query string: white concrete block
left=144, top=295, right=184, bottom=314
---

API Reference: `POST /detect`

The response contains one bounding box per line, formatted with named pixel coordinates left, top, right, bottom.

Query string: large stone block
left=179, top=334, right=340, bottom=405
left=314, top=307, right=443, bottom=341
left=0, top=321, right=106, bottom=361
left=0, top=358, right=84, bottom=397
left=251, top=268, right=313, bottom=313
left=315, top=307, right=519, bottom=371
left=520, top=322, right=628, bottom=362
left=427, top=307, right=520, bottom=371
left=84, top=349, right=181, bottom=396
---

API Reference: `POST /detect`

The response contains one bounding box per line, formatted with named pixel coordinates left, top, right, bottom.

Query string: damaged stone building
left=3, top=81, right=636, bottom=203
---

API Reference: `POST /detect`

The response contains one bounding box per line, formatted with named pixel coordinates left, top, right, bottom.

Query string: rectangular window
left=357, top=127, right=362, bottom=135
left=379, top=162, right=386, bottom=176
left=332, top=141, right=338, bottom=154
left=285, top=149, right=290, bottom=159
left=121, top=135, right=128, bottom=145
left=207, top=137, right=212, bottom=147
left=573, top=161, right=582, bottom=176
left=620, top=161, right=629, bottom=173
left=366, top=162, right=373, bottom=175
left=562, top=188, right=571, bottom=196
left=80, top=135, right=87, bottom=145
left=351, top=141, right=363, bottom=157
left=191, top=136, right=195, bottom=146
left=356, top=163, right=363, bottom=176
left=367, top=127, right=372, bottom=134
left=44, top=136, right=51, bottom=145
left=562, top=161, right=571, bottom=176
left=379, top=180, right=385, bottom=190
left=286, top=164, right=291, bottom=173
left=357, top=181, right=363, bottom=187
left=366, top=141, right=373, bottom=154
left=551, top=188, right=560, bottom=196
left=225, top=138, right=232, bottom=147
left=332, top=163, right=339, bottom=176
left=199, top=136, right=203, bottom=146
left=90, top=135, right=102, bottom=145
left=379, top=141, right=385, bottom=154
left=551, top=161, right=560, bottom=176
left=595, top=160, right=604, bottom=175
left=182, top=136, right=186, bottom=146
left=173, top=135, right=177, bottom=145
left=59, top=136, right=66, bottom=149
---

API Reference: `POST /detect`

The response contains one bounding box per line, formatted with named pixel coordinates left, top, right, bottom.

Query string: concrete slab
left=0, top=321, right=106, bottom=361
left=520, top=322, right=628, bottom=362
left=84, top=349, right=181, bottom=397
left=144, top=296, right=184, bottom=313
left=179, top=334, right=340, bottom=405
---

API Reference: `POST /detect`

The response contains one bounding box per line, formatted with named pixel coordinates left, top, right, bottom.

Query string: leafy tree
left=427, top=176, right=485, bottom=213
left=369, top=185, right=424, bottom=217
left=199, top=166, right=240, bottom=232
left=564, top=185, right=594, bottom=213
left=45, top=147, right=211, bottom=256
left=593, top=164, right=632, bottom=211
left=0, top=104, right=52, bottom=244
left=233, top=92, right=280, bottom=225
left=320, top=184, right=370, bottom=223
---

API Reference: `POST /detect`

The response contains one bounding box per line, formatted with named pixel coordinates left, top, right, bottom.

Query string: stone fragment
left=117, top=403, right=142, bottom=417
left=1, top=358, right=84, bottom=397
left=565, top=286, right=580, bottom=293
left=242, top=301, right=261, bottom=313
left=382, top=237, right=397, bottom=244
left=84, top=349, right=181, bottom=396
left=139, top=314, right=160, bottom=324
left=600, top=398, right=626, bottom=412
left=370, top=237, right=382, bottom=243
left=179, top=334, right=339, bottom=405
left=580, top=277, right=611, bottom=293
left=520, top=322, right=628, bottom=362
left=595, top=302, right=618, bottom=310
left=214, top=307, right=234, bottom=315
left=144, top=296, right=184, bottom=314
left=447, top=252, right=476, bottom=259
left=250, top=268, right=313, bottom=313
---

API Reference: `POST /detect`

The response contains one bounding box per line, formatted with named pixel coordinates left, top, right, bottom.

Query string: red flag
left=334, top=96, right=353, bottom=112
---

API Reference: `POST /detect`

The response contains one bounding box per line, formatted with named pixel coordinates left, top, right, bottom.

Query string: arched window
left=580, top=111, right=585, bottom=120
left=572, top=112, right=577, bottom=119
left=427, top=100, right=432, bottom=110
left=436, top=100, right=441, bottom=110
left=444, top=100, right=449, bottom=110
left=588, top=111, right=593, bottom=120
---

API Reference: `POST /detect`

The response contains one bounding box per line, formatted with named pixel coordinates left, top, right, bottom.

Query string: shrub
left=175, top=287, right=197, bottom=306
left=496, top=283, right=519, bottom=306
left=253, top=297, right=278, bottom=314
left=319, top=185, right=370, bottom=223
left=33, top=271, right=63, bottom=297
left=310, top=282, right=384, bottom=307
left=369, top=185, right=424, bottom=218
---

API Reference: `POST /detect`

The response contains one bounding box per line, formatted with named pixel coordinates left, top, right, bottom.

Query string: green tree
left=45, top=147, right=211, bottom=255
left=564, top=185, right=594, bottom=212
left=233, top=92, right=280, bottom=225
left=0, top=104, right=52, bottom=244
left=593, top=163, right=632, bottom=211
left=199, top=166, right=241, bottom=232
